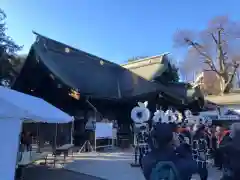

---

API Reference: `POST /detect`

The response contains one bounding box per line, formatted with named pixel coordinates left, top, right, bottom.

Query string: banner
left=95, top=122, right=113, bottom=139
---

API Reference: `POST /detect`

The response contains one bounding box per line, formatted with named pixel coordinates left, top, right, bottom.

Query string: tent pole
left=86, top=99, right=97, bottom=151
left=54, top=124, right=58, bottom=149
left=71, top=118, right=74, bottom=144
left=14, top=119, right=24, bottom=180
left=37, top=124, right=40, bottom=153
left=16, top=120, right=23, bottom=167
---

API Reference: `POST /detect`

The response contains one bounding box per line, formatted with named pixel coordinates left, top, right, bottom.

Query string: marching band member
left=131, top=101, right=151, bottom=167
left=183, top=110, right=211, bottom=180
left=132, top=103, right=224, bottom=180
left=192, top=123, right=211, bottom=180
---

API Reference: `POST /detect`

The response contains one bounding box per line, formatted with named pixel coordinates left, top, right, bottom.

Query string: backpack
left=150, top=161, right=181, bottom=180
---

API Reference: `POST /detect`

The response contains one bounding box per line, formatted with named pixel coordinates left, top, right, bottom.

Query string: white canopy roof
left=0, top=86, right=73, bottom=123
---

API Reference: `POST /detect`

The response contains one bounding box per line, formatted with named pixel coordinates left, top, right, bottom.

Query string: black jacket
left=220, top=132, right=240, bottom=179
left=142, top=145, right=197, bottom=180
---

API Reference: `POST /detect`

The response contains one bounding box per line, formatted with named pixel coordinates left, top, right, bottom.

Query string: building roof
left=206, top=93, right=240, bottom=105
left=121, top=54, right=168, bottom=66
left=14, top=32, right=205, bottom=106
left=32, top=33, right=123, bottom=99
left=121, top=55, right=204, bottom=103
left=121, top=54, right=168, bottom=81
left=20, top=33, right=184, bottom=101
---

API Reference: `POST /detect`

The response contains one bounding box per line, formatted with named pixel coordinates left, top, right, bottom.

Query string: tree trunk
left=224, top=82, right=232, bottom=93
left=219, top=76, right=225, bottom=95
left=218, top=73, right=233, bottom=95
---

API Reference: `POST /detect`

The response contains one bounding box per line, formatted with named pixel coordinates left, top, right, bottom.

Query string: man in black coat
left=142, top=123, right=198, bottom=180
left=219, top=123, right=240, bottom=180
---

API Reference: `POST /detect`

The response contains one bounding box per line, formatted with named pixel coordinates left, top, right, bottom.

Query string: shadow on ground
left=23, top=165, right=106, bottom=180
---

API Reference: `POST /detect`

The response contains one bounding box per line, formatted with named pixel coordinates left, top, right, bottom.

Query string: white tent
left=0, top=86, right=72, bottom=122
left=0, top=86, right=73, bottom=180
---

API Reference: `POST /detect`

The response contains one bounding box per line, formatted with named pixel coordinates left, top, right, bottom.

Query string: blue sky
left=1, top=0, right=240, bottom=64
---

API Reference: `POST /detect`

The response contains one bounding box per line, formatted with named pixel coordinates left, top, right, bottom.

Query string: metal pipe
left=86, top=99, right=98, bottom=151
left=86, top=99, right=97, bottom=112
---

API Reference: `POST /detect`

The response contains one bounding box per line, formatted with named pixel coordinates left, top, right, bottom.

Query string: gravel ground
left=22, top=165, right=106, bottom=180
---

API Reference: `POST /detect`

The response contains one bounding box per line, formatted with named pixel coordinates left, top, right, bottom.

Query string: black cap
left=151, top=123, right=173, bottom=146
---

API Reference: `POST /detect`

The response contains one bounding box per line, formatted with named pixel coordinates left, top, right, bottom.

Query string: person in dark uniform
left=142, top=123, right=197, bottom=180
left=192, top=125, right=209, bottom=180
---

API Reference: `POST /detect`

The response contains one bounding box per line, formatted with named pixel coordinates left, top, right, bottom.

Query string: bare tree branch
left=184, top=38, right=220, bottom=75
left=224, top=63, right=239, bottom=89
left=173, top=15, right=240, bottom=94
left=211, top=33, right=218, bottom=44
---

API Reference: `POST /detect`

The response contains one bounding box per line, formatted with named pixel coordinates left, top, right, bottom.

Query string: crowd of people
left=140, top=121, right=240, bottom=180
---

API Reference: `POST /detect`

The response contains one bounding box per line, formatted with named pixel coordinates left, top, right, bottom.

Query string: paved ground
left=22, top=149, right=222, bottom=180
left=192, top=167, right=222, bottom=180
left=23, top=164, right=222, bottom=180
left=64, top=151, right=222, bottom=180
left=23, top=166, right=105, bottom=180
left=64, top=151, right=145, bottom=180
